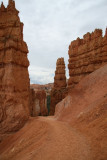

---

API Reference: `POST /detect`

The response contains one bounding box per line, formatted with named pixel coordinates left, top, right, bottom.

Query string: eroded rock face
left=68, top=28, right=107, bottom=87
left=30, top=88, right=48, bottom=116
left=30, top=83, right=53, bottom=95
left=0, top=0, right=30, bottom=136
left=50, top=58, right=67, bottom=115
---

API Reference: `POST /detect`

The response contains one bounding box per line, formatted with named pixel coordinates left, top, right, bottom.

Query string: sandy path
left=0, top=117, right=92, bottom=160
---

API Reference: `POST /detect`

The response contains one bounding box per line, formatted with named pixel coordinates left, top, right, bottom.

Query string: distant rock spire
left=0, top=2, right=5, bottom=11
left=54, top=57, right=67, bottom=88
left=50, top=57, right=67, bottom=115
left=7, top=0, right=18, bottom=14
left=8, top=0, right=13, bottom=5
left=8, top=0, right=15, bottom=8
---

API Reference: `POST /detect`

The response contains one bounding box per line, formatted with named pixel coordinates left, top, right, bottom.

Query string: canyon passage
left=0, top=1, right=107, bottom=160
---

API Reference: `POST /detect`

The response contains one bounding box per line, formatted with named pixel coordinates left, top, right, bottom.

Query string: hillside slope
left=55, top=64, right=107, bottom=160
left=55, top=64, right=107, bottom=122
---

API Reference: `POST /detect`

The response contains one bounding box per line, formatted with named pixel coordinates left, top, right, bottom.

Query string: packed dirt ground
left=0, top=113, right=106, bottom=160
left=0, top=116, right=92, bottom=160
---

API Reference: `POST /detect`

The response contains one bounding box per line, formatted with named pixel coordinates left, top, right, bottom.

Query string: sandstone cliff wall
left=0, top=0, right=30, bottom=136
left=68, top=28, right=107, bottom=87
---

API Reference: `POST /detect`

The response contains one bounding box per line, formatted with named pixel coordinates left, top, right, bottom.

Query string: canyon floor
left=0, top=66, right=107, bottom=160
left=0, top=116, right=92, bottom=160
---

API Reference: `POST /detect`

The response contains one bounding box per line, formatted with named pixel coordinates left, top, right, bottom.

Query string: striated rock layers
left=30, top=88, right=48, bottom=116
left=50, top=58, right=67, bottom=115
left=0, top=0, right=30, bottom=137
left=68, top=28, right=107, bottom=87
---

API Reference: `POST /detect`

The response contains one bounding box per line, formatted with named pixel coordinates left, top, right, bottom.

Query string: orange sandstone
left=30, top=88, right=48, bottom=116
left=54, top=57, right=67, bottom=88
left=50, top=58, right=67, bottom=115
left=0, top=0, right=30, bottom=140
left=68, top=28, right=107, bottom=87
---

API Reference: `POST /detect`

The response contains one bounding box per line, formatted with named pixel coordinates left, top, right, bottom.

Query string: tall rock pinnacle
left=50, top=58, right=67, bottom=115
left=0, top=1, right=30, bottom=138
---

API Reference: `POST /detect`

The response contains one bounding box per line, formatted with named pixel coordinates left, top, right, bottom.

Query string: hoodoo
left=0, top=0, right=30, bottom=139
left=54, top=57, right=67, bottom=88
left=50, top=58, right=67, bottom=115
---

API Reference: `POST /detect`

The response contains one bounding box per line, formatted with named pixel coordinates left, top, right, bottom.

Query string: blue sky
left=1, top=0, right=107, bottom=84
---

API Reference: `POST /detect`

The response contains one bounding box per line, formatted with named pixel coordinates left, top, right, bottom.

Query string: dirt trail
left=0, top=117, right=92, bottom=160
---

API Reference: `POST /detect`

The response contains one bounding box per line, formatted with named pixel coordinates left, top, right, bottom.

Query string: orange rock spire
left=50, top=58, right=67, bottom=115
left=0, top=0, right=30, bottom=137
left=54, top=57, right=67, bottom=88
left=0, top=2, right=5, bottom=11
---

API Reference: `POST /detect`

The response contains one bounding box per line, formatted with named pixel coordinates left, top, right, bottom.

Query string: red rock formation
left=68, top=28, right=107, bottom=87
left=30, top=83, right=53, bottom=95
left=30, top=88, right=48, bottom=116
left=0, top=0, right=30, bottom=138
left=50, top=58, right=67, bottom=115
left=54, top=57, right=67, bottom=88
left=35, top=90, right=48, bottom=116
left=29, top=88, right=35, bottom=116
